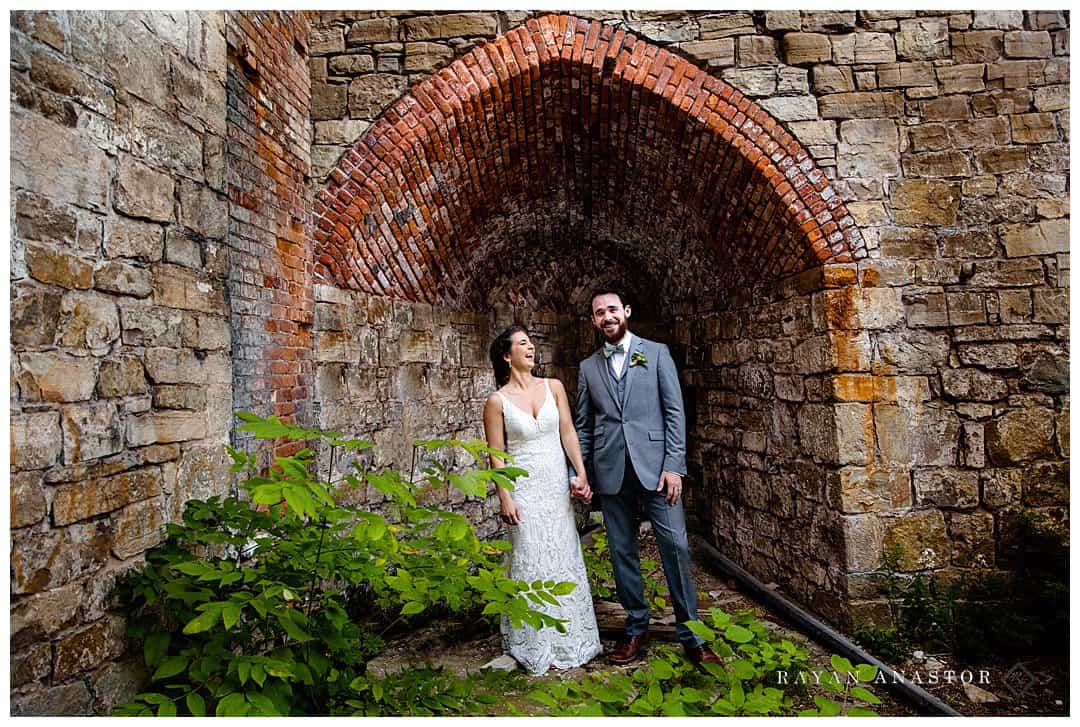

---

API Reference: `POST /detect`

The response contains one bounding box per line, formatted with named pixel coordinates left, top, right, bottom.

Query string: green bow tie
left=603, top=342, right=625, bottom=358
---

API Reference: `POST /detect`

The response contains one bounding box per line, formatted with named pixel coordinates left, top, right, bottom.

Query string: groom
left=571, top=287, right=720, bottom=666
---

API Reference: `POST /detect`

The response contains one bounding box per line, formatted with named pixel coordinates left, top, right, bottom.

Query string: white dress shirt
left=608, top=331, right=633, bottom=379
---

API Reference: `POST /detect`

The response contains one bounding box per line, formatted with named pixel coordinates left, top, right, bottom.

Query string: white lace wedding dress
left=495, top=379, right=603, bottom=675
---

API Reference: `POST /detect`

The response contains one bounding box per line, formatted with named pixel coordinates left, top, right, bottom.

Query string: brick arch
left=313, top=13, right=866, bottom=308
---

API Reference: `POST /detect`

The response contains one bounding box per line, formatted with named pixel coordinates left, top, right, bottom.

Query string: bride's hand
left=500, top=497, right=522, bottom=526
left=570, top=475, right=593, bottom=504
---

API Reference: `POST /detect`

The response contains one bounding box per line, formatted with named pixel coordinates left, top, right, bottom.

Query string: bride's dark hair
left=490, top=324, right=528, bottom=387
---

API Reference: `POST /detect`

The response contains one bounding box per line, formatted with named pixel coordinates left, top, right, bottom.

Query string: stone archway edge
left=314, top=13, right=867, bottom=299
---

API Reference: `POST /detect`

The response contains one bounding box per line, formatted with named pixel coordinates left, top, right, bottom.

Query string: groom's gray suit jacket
left=574, top=335, right=687, bottom=495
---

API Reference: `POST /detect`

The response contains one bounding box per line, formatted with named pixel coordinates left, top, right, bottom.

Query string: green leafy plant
left=524, top=607, right=878, bottom=717
left=794, top=654, right=881, bottom=717
left=582, top=531, right=669, bottom=609
left=113, top=413, right=575, bottom=716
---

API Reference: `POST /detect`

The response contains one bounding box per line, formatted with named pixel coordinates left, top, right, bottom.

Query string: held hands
left=570, top=474, right=593, bottom=505
left=657, top=471, right=682, bottom=506
left=499, top=496, right=522, bottom=526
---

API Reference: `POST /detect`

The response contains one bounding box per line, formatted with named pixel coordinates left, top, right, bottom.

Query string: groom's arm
left=656, top=343, right=687, bottom=476
left=573, top=365, right=594, bottom=480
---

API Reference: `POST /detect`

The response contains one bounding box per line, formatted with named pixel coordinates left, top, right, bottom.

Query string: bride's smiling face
left=504, top=332, right=536, bottom=372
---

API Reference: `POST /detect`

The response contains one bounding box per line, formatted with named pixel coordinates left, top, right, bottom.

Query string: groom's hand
left=658, top=471, right=682, bottom=505
left=570, top=475, right=592, bottom=504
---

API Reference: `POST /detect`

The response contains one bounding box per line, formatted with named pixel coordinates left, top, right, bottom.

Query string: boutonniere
left=629, top=351, right=648, bottom=369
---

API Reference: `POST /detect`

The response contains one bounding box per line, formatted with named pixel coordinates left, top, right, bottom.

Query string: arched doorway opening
left=312, top=14, right=872, bottom=626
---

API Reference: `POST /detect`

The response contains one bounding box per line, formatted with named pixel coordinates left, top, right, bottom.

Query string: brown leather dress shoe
left=610, top=632, right=651, bottom=664
left=684, top=642, right=722, bottom=665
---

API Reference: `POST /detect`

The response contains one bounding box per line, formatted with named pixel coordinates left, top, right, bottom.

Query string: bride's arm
left=550, top=379, right=590, bottom=495
left=483, top=393, right=521, bottom=524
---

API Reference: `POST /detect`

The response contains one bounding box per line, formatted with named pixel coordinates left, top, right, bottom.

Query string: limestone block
left=1004, top=30, right=1053, bottom=58
left=111, top=496, right=166, bottom=558
left=113, top=155, right=174, bottom=223
left=998, top=289, right=1033, bottom=322
left=972, top=11, right=1024, bottom=30
left=974, top=146, right=1029, bottom=174
left=986, top=406, right=1056, bottom=464
left=882, top=510, right=950, bottom=570
left=811, top=64, right=854, bottom=94
left=945, top=290, right=987, bottom=325
left=854, top=32, right=896, bottom=64
left=11, top=109, right=111, bottom=212
left=961, top=175, right=998, bottom=197
left=698, top=12, right=755, bottom=39
left=949, top=117, right=1011, bottom=149
left=309, top=24, right=345, bottom=54
left=168, top=52, right=225, bottom=136
left=896, top=18, right=950, bottom=60
left=837, top=466, right=911, bottom=513
left=677, top=38, right=734, bottom=66
left=1056, top=401, right=1069, bottom=457
left=877, top=61, right=935, bottom=88
left=11, top=411, right=62, bottom=470
left=958, top=343, right=1019, bottom=369
left=96, top=356, right=148, bottom=398
left=814, top=288, right=902, bottom=330
left=311, top=81, right=348, bottom=120
left=722, top=67, right=776, bottom=97
left=10, top=472, right=47, bottom=529
left=53, top=615, right=126, bottom=681
left=10, top=643, right=51, bottom=687
left=56, top=291, right=121, bottom=354
left=329, top=53, right=375, bottom=75
left=878, top=403, right=961, bottom=466
left=777, top=67, right=809, bottom=94
left=152, top=263, right=225, bottom=313
left=1028, top=11, right=1068, bottom=30
left=802, top=11, right=856, bottom=32
left=1034, top=84, right=1069, bottom=112
left=402, top=13, right=496, bottom=41
left=118, top=96, right=204, bottom=180
left=942, top=368, right=1008, bottom=402
left=765, top=11, right=801, bottom=31
left=119, top=304, right=184, bottom=347
left=51, top=466, right=162, bottom=526
left=986, top=59, right=1046, bottom=88
left=737, top=36, right=779, bottom=66
left=949, top=30, right=1003, bottom=64
left=143, top=346, right=206, bottom=384
left=10, top=583, right=82, bottom=652
left=126, top=411, right=208, bottom=447
left=890, top=179, right=961, bottom=225
left=948, top=511, right=995, bottom=566
left=783, top=33, right=832, bottom=65
left=962, top=421, right=986, bottom=468
left=104, top=216, right=165, bottom=261
left=11, top=681, right=92, bottom=716
left=912, top=468, right=979, bottom=508
left=1032, top=289, right=1068, bottom=324
left=842, top=513, right=884, bottom=571
left=1019, top=349, right=1069, bottom=393
left=15, top=192, right=79, bottom=248
left=24, top=244, right=93, bottom=290
left=921, top=95, right=970, bottom=121
left=179, top=180, right=228, bottom=239
left=1021, top=461, right=1068, bottom=507
left=877, top=227, right=935, bottom=258
left=61, top=401, right=123, bottom=464
left=902, top=289, right=948, bottom=328
left=93, top=261, right=153, bottom=298
left=818, top=91, right=904, bottom=119
left=17, top=352, right=97, bottom=403
left=936, top=63, right=985, bottom=93
left=11, top=521, right=111, bottom=594
left=1010, top=112, right=1058, bottom=143
left=152, top=384, right=207, bottom=410
left=1001, top=219, right=1069, bottom=256
left=89, top=656, right=148, bottom=715
left=837, top=119, right=899, bottom=177
left=797, top=403, right=837, bottom=462
left=834, top=403, right=873, bottom=465
left=758, top=95, right=818, bottom=121
left=349, top=73, right=408, bottom=119
left=621, top=18, right=697, bottom=44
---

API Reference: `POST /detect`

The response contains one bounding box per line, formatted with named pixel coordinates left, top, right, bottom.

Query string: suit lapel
left=595, top=351, right=620, bottom=411
left=620, top=336, right=644, bottom=408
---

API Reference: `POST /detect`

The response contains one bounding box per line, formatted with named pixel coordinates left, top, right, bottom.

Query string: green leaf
left=848, top=706, right=879, bottom=717
left=813, top=695, right=843, bottom=717
left=222, top=603, right=242, bottom=630
left=830, top=654, right=855, bottom=675
left=185, top=692, right=206, bottom=717
left=151, top=655, right=189, bottom=682
left=216, top=692, right=248, bottom=717
left=728, top=680, right=745, bottom=708
left=157, top=702, right=177, bottom=717
left=724, top=624, right=754, bottom=643
left=182, top=610, right=219, bottom=635
left=856, top=663, right=879, bottom=682
left=685, top=620, right=716, bottom=642
left=649, top=658, right=674, bottom=680
left=851, top=686, right=882, bottom=705
left=401, top=601, right=425, bottom=616
left=550, top=581, right=577, bottom=596
left=528, top=690, right=557, bottom=708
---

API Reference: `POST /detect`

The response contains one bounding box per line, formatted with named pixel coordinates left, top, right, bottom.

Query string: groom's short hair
left=590, top=285, right=628, bottom=309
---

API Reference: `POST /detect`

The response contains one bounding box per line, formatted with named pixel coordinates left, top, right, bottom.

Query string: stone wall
left=309, top=10, right=1070, bottom=631
left=225, top=11, right=315, bottom=462
left=10, top=10, right=233, bottom=714
left=311, top=283, right=595, bottom=537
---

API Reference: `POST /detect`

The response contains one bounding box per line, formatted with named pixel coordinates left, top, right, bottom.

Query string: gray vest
left=608, top=355, right=626, bottom=402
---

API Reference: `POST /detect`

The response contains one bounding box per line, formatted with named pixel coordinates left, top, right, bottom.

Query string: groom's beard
left=600, top=321, right=627, bottom=343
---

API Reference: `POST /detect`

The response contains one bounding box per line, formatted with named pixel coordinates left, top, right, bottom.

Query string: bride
left=482, top=324, right=603, bottom=675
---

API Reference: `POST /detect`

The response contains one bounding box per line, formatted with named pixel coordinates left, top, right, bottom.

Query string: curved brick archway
left=313, top=13, right=866, bottom=309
